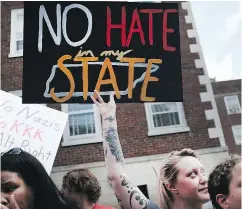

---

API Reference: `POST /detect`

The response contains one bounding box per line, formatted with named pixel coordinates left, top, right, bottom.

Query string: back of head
left=208, top=154, right=241, bottom=209
left=159, top=148, right=199, bottom=209
left=1, top=148, right=80, bottom=209
left=62, top=168, right=101, bottom=204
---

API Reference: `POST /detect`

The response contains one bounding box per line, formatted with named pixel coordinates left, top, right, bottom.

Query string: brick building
left=1, top=1, right=229, bottom=207
left=212, top=79, right=241, bottom=155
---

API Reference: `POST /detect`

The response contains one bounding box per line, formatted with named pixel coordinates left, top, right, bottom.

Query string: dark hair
left=208, top=154, right=241, bottom=209
left=1, top=148, right=81, bottom=209
left=62, top=169, right=101, bottom=204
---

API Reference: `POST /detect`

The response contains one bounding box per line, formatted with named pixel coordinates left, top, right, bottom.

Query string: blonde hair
left=159, top=148, right=200, bottom=209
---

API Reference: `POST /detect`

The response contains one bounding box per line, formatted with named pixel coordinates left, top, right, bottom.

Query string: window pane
left=16, top=32, right=23, bottom=40
left=68, top=104, right=93, bottom=112
left=226, top=96, right=237, bottom=105
left=151, top=104, right=163, bottom=112
left=153, top=114, right=163, bottom=127
left=69, top=112, right=95, bottom=136
left=170, top=112, right=180, bottom=125
left=153, top=112, right=180, bottom=127
left=233, top=126, right=241, bottom=138
left=225, top=96, right=240, bottom=114
left=232, top=126, right=241, bottom=144
left=17, top=13, right=23, bottom=21
left=151, top=103, right=177, bottom=113
left=16, top=14, right=23, bottom=32
left=16, top=40, right=23, bottom=51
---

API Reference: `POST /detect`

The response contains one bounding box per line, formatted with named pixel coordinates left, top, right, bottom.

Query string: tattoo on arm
left=104, top=127, right=124, bottom=163
left=120, top=175, right=160, bottom=209
left=105, top=116, right=115, bottom=122
left=103, top=116, right=160, bottom=209
left=115, top=193, right=122, bottom=203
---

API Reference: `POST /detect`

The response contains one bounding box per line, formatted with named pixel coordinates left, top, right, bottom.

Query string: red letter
left=22, top=125, right=34, bottom=138
left=34, top=129, right=44, bottom=141
left=126, top=9, right=145, bottom=47
left=106, top=6, right=126, bottom=47
left=10, top=120, right=24, bottom=133
left=139, top=9, right=163, bottom=45
left=163, top=9, right=177, bottom=51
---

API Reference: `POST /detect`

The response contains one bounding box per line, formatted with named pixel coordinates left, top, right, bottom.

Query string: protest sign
left=23, top=1, right=182, bottom=103
left=0, top=90, right=68, bottom=174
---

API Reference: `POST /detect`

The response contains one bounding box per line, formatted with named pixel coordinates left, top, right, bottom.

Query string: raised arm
left=91, top=91, right=160, bottom=209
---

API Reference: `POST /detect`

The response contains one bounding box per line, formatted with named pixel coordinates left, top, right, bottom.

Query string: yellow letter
left=50, top=55, right=75, bottom=103
left=95, top=58, right=120, bottom=99
left=120, top=58, right=145, bottom=98
left=74, top=57, right=98, bottom=100
left=141, top=59, right=162, bottom=101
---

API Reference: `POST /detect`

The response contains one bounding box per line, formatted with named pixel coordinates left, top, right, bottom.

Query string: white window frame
left=8, top=90, right=46, bottom=107
left=9, top=8, right=24, bottom=58
left=224, top=95, right=241, bottom=115
left=61, top=104, right=102, bottom=146
left=144, top=102, right=190, bottom=136
left=232, top=125, right=241, bottom=145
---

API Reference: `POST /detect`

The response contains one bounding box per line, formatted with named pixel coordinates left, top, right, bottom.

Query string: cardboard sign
left=0, top=90, right=68, bottom=174
left=23, top=1, right=182, bottom=103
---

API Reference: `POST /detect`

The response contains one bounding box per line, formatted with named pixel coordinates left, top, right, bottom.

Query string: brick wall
left=212, top=79, right=241, bottom=95
left=1, top=1, right=24, bottom=91
left=1, top=1, right=220, bottom=166
left=212, top=80, right=241, bottom=154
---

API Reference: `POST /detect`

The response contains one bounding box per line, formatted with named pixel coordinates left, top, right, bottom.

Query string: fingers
left=10, top=195, right=20, bottom=209
left=90, top=95, right=100, bottom=106
left=91, top=90, right=104, bottom=104
left=91, top=90, right=117, bottom=105
left=109, top=91, right=116, bottom=104
left=94, top=90, right=104, bottom=103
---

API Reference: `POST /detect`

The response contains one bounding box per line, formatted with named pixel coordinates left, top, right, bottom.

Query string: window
left=145, top=102, right=190, bottom=136
left=224, top=95, right=241, bottom=115
left=232, top=125, right=241, bottom=145
left=61, top=104, right=102, bottom=146
left=9, top=8, right=24, bottom=58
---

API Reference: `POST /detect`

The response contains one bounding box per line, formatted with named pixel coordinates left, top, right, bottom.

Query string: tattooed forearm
left=103, top=127, right=124, bottom=164
left=118, top=175, right=161, bottom=209
left=105, top=116, right=115, bottom=122
left=115, top=193, right=122, bottom=203
left=120, top=175, right=148, bottom=209
left=102, top=115, right=160, bottom=209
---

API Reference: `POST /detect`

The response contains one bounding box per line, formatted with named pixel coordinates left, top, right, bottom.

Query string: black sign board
left=23, top=1, right=182, bottom=103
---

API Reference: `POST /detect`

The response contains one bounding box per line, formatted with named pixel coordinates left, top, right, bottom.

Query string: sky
left=190, top=1, right=241, bottom=81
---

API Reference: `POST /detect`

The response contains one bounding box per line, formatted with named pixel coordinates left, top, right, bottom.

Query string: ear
left=216, top=194, right=229, bottom=209
left=165, top=183, right=178, bottom=194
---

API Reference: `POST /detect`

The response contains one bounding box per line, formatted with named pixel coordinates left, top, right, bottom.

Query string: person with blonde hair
left=91, top=91, right=210, bottom=209
left=159, top=149, right=210, bottom=209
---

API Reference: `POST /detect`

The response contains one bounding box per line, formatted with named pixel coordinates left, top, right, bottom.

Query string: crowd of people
left=1, top=91, right=241, bottom=209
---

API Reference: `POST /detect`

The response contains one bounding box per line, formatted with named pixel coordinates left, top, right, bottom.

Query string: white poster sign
left=0, top=90, right=68, bottom=174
